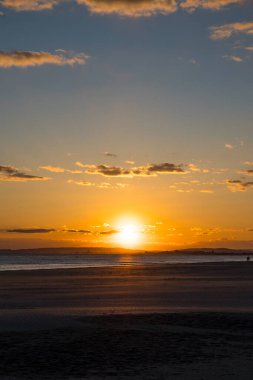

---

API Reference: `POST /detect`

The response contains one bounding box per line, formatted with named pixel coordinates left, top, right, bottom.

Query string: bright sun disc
left=115, top=221, right=142, bottom=248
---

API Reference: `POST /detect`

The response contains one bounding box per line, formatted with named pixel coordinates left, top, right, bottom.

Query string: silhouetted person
left=246, top=256, right=250, bottom=262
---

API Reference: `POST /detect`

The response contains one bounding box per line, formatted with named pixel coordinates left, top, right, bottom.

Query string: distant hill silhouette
left=0, top=247, right=253, bottom=255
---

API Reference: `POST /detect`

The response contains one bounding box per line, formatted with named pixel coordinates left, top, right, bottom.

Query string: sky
left=1, top=0, right=253, bottom=250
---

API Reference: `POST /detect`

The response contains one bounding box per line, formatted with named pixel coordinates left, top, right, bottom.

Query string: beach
left=0, top=262, right=253, bottom=379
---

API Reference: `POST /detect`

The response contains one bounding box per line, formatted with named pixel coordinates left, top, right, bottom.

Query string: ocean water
left=0, top=251, right=249, bottom=271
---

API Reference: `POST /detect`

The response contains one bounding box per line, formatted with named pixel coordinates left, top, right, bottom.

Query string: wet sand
left=0, top=262, right=253, bottom=379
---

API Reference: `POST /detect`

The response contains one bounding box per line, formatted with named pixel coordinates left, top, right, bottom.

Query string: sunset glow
left=115, top=219, right=143, bottom=248
left=1, top=0, right=253, bottom=251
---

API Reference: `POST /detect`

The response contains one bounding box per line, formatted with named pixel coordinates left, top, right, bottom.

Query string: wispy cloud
left=227, top=179, right=253, bottom=192
left=0, top=165, right=49, bottom=182
left=244, top=46, right=253, bottom=52
left=77, top=0, right=177, bottom=17
left=63, top=229, right=92, bottom=234
left=0, top=50, right=87, bottom=68
left=104, top=152, right=117, bottom=158
left=76, top=162, right=185, bottom=177
left=240, top=169, right=253, bottom=176
left=40, top=165, right=82, bottom=174
left=210, top=21, right=253, bottom=40
left=68, top=179, right=95, bottom=186
left=5, top=228, right=56, bottom=233
left=225, top=143, right=235, bottom=149
left=181, top=0, right=244, bottom=12
left=199, top=189, right=214, bottom=193
left=1, top=0, right=60, bottom=11
left=223, top=54, right=243, bottom=62
left=39, top=165, right=65, bottom=173
left=1, top=0, right=249, bottom=14
left=1, top=0, right=178, bottom=14
left=99, top=229, right=118, bottom=235
left=68, top=179, right=127, bottom=189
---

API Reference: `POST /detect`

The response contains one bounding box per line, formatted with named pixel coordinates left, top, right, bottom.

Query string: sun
left=114, top=218, right=143, bottom=248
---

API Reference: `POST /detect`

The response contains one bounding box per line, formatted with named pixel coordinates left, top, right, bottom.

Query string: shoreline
left=0, top=259, right=251, bottom=273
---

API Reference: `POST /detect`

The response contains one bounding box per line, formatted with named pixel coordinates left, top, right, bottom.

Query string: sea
left=0, top=251, right=250, bottom=271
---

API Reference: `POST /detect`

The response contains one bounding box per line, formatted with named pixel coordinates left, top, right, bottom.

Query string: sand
left=0, top=262, right=253, bottom=379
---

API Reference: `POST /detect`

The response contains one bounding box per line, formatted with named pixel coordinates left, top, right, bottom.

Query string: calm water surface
left=0, top=251, right=249, bottom=271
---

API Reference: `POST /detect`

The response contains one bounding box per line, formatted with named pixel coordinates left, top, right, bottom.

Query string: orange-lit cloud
left=40, top=165, right=82, bottom=174
left=76, top=162, right=185, bottom=177
left=223, top=54, right=243, bottom=62
left=210, top=21, right=253, bottom=40
left=40, top=165, right=65, bottom=173
left=0, top=165, right=49, bottom=182
left=199, top=189, right=214, bottom=193
left=68, top=179, right=127, bottom=188
left=240, top=169, right=253, bottom=176
left=0, top=0, right=60, bottom=11
left=227, top=179, right=253, bottom=192
left=1, top=0, right=249, bottom=14
left=1, top=0, right=178, bottom=14
left=68, top=179, right=95, bottom=186
left=0, top=50, right=87, bottom=68
left=77, top=0, right=177, bottom=17
left=225, top=143, right=235, bottom=149
left=181, top=0, right=244, bottom=12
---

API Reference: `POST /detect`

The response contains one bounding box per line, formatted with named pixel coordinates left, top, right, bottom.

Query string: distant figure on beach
left=246, top=256, right=250, bottom=262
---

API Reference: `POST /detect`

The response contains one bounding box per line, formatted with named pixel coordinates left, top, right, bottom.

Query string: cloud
left=64, top=229, right=91, bottom=234
left=181, top=0, right=244, bottom=12
left=225, top=143, right=235, bottom=149
left=0, top=165, right=49, bottom=182
left=40, top=165, right=81, bottom=174
left=68, top=179, right=95, bottom=186
left=199, top=189, right=214, bottom=193
left=76, top=162, right=185, bottom=177
left=86, top=164, right=132, bottom=177
left=0, top=0, right=60, bottom=11
left=125, top=160, right=135, bottom=165
left=244, top=46, right=253, bottom=52
left=227, top=179, right=253, bottom=192
left=40, top=165, right=66, bottom=173
left=240, top=169, right=253, bottom=176
left=1, top=0, right=249, bottom=14
left=76, top=0, right=177, bottom=17
left=142, top=163, right=185, bottom=174
left=0, top=50, right=87, bottom=68
left=68, top=179, right=127, bottom=189
left=223, top=54, right=243, bottom=62
left=99, top=229, right=118, bottom=235
left=1, top=0, right=178, bottom=15
left=104, top=152, right=117, bottom=158
left=5, top=228, right=56, bottom=233
left=210, top=21, right=253, bottom=40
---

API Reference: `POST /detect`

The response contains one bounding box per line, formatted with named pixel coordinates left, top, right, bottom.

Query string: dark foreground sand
left=0, top=262, right=253, bottom=379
